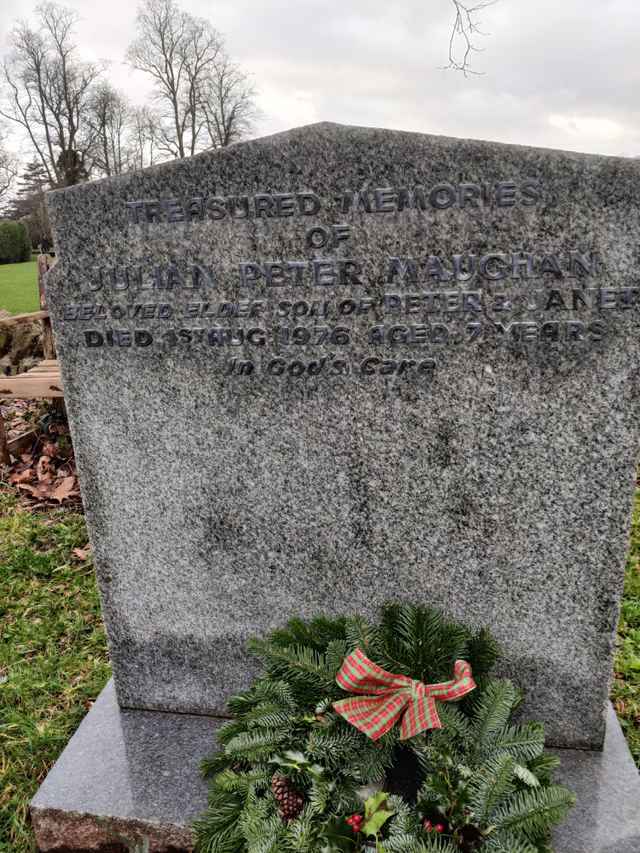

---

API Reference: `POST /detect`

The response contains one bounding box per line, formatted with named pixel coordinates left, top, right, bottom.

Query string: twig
left=444, top=0, right=497, bottom=76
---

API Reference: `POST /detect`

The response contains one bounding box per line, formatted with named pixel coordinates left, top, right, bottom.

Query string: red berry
left=423, top=819, right=433, bottom=831
left=347, top=813, right=362, bottom=833
left=434, top=823, right=445, bottom=833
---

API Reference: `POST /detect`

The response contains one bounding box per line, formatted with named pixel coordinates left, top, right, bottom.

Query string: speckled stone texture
left=551, top=704, right=640, bottom=852
left=30, top=680, right=220, bottom=852
left=45, top=122, right=640, bottom=749
left=29, top=684, right=640, bottom=853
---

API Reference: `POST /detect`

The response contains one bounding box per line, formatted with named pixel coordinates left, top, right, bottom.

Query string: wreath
left=194, top=603, right=574, bottom=853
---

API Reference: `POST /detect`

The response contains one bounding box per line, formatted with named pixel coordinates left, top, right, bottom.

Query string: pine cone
left=271, top=773, right=305, bottom=822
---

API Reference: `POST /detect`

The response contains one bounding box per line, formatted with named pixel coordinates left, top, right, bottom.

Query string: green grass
left=0, top=487, right=639, bottom=852
left=0, top=491, right=111, bottom=852
left=0, top=261, right=39, bottom=315
left=612, top=490, right=640, bottom=763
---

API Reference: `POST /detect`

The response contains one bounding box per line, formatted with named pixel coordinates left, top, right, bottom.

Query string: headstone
left=33, top=123, right=640, bottom=850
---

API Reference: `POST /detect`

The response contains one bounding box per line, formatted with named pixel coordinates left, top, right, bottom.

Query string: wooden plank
left=37, top=255, right=49, bottom=309
left=40, top=360, right=59, bottom=367
left=13, top=370, right=61, bottom=378
left=0, top=374, right=64, bottom=398
left=41, top=321, right=56, bottom=360
left=0, top=414, right=9, bottom=465
left=28, top=365, right=60, bottom=374
left=0, top=310, right=49, bottom=327
left=0, top=374, right=62, bottom=385
left=8, top=428, right=38, bottom=457
left=37, top=256, right=56, bottom=359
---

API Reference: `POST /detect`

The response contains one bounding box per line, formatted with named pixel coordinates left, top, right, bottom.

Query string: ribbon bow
left=333, top=648, right=476, bottom=741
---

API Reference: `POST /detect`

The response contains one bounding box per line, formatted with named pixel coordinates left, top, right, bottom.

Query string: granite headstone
left=44, top=122, right=640, bottom=754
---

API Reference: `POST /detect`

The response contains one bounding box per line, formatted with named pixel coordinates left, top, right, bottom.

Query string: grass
left=0, top=261, right=39, bottom=315
left=0, top=491, right=111, bottom=852
left=612, top=489, right=640, bottom=763
left=0, top=487, right=639, bottom=852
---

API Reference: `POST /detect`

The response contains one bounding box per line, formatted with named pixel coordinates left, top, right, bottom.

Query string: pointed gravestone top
left=45, top=122, right=640, bottom=748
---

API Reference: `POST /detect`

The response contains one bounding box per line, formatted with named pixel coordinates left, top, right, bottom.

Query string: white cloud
left=547, top=114, right=625, bottom=140
left=1, top=0, right=639, bottom=158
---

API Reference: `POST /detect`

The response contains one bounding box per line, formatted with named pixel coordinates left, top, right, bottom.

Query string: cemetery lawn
left=612, top=486, right=640, bottom=764
left=0, top=492, right=111, bottom=853
left=0, top=490, right=639, bottom=852
left=0, top=261, right=39, bottom=315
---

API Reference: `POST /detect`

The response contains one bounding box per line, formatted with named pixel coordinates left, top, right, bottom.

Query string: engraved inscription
left=125, top=181, right=543, bottom=226
left=56, top=180, right=636, bottom=386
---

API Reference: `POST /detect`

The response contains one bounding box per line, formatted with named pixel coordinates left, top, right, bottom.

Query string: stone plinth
left=31, top=683, right=640, bottom=853
left=31, top=681, right=221, bottom=853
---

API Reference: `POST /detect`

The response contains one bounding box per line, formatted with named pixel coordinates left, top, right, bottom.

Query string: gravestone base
left=550, top=704, right=640, bottom=853
left=31, top=682, right=640, bottom=853
left=30, top=680, right=222, bottom=853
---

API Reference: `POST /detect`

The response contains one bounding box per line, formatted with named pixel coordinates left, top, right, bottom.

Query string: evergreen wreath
left=194, top=604, right=575, bottom=853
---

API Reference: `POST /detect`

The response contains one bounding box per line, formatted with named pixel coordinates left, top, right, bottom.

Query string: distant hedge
left=0, top=220, right=31, bottom=264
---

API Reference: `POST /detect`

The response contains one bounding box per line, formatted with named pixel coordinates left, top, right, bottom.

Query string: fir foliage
left=194, top=603, right=573, bottom=853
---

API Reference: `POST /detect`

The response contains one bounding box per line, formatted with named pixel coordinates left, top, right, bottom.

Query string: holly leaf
left=362, top=791, right=395, bottom=839
left=363, top=809, right=394, bottom=838
left=319, top=817, right=357, bottom=852
left=271, top=751, right=308, bottom=770
left=364, top=791, right=388, bottom=819
left=281, top=750, right=308, bottom=765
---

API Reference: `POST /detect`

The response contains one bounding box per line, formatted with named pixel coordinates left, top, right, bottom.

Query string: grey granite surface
left=551, top=703, right=640, bottom=852
left=30, top=679, right=219, bottom=852
left=44, top=122, right=640, bottom=748
left=30, top=683, right=640, bottom=853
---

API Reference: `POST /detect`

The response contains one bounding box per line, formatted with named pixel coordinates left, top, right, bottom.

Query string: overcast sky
left=1, top=0, right=639, bottom=158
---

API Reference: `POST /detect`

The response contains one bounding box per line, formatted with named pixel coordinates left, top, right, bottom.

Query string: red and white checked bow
left=333, top=648, right=476, bottom=741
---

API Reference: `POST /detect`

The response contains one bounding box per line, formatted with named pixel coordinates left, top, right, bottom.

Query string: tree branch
left=446, top=0, right=497, bottom=75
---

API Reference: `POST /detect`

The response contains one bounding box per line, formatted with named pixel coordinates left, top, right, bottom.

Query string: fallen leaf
left=51, top=476, right=77, bottom=503
left=42, top=442, right=58, bottom=458
left=36, top=455, right=54, bottom=482
left=10, top=469, right=35, bottom=484
left=17, top=483, right=43, bottom=497
left=72, top=546, right=91, bottom=561
left=20, top=453, right=33, bottom=464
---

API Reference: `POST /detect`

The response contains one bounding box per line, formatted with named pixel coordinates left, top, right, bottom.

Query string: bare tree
left=200, top=55, right=257, bottom=148
left=0, top=134, right=18, bottom=207
left=126, top=105, right=158, bottom=170
left=127, top=0, right=255, bottom=158
left=129, top=105, right=162, bottom=169
left=446, top=0, right=497, bottom=75
left=88, top=83, right=132, bottom=176
left=127, top=0, right=222, bottom=158
left=0, top=2, right=103, bottom=187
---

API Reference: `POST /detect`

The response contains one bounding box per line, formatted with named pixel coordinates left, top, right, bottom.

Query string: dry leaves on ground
left=0, top=399, right=41, bottom=442
left=3, top=405, right=81, bottom=508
